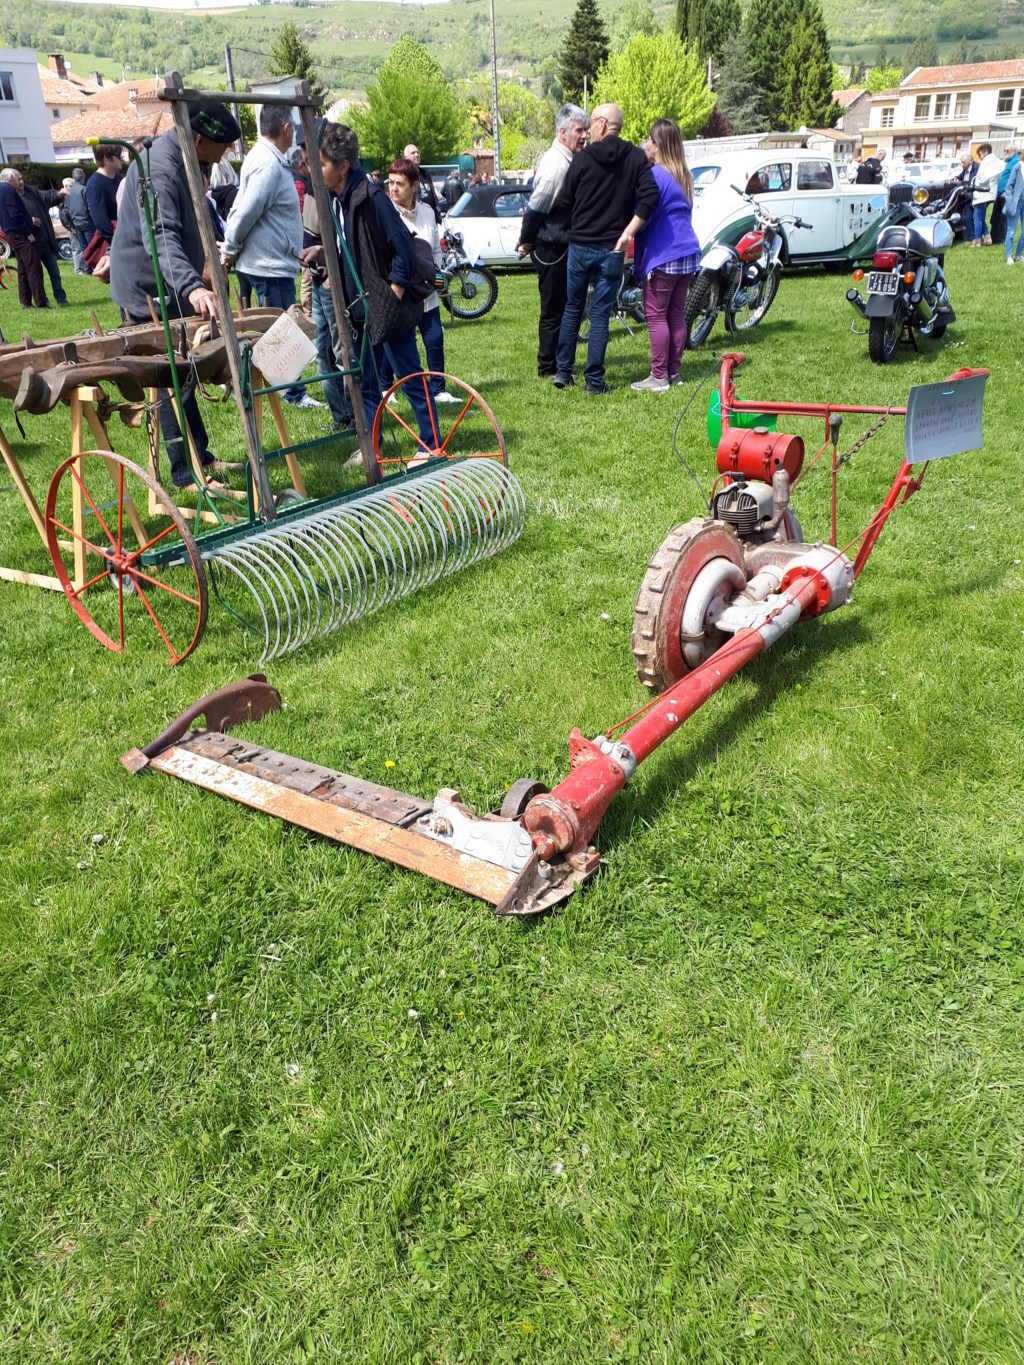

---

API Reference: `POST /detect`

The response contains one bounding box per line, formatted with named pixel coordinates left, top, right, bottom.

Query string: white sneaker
left=432, top=391, right=462, bottom=404
left=1007, top=257, right=1015, bottom=266
left=630, top=375, right=670, bottom=392
left=285, top=394, right=326, bottom=409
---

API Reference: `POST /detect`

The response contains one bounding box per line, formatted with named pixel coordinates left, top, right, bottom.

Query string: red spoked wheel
left=371, top=371, right=506, bottom=474
left=45, top=450, right=208, bottom=665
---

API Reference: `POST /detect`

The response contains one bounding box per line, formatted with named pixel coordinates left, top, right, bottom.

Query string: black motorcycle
left=846, top=188, right=958, bottom=364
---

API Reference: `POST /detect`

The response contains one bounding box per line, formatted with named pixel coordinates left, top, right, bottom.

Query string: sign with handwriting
left=904, top=373, right=986, bottom=465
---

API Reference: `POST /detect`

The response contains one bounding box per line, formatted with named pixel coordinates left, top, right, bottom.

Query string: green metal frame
left=90, top=130, right=417, bottom=575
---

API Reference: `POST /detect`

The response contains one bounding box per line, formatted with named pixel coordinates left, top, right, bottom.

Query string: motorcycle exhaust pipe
left=846, top=288, right=867, bottom=317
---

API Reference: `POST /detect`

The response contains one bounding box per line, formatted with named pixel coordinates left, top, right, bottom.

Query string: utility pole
left=583, top=75, right=588, bottom=115
left=224, top=44, right=246, bottom=154
left=488, top=0, right=501, bottom=180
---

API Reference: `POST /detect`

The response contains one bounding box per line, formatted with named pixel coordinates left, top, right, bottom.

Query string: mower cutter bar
left=121, top=676, right=584, bottom=913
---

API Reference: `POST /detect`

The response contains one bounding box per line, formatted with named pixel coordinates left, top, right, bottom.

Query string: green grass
left=1, top=246, right=1024, bottom=1363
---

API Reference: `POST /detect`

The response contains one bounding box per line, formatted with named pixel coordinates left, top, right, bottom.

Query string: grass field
left=2, top=243, right=1024, bottom=1363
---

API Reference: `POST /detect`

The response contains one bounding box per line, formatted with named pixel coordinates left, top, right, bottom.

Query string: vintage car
left=441, top=183, right=533, bottom=267
left=691, top=150, right=893, bottom=267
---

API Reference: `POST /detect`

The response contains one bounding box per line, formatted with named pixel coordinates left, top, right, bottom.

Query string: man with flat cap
left=111, top=101, right=241, bottom=489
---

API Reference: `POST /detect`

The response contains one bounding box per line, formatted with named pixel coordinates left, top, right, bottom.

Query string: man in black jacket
left=110, top=102, right=240, bottom=488
left=552, top=103, right=659, bottom=394
left=21, top=179, right=69, bottom=306
left=302, top=122, right=437, bottom=447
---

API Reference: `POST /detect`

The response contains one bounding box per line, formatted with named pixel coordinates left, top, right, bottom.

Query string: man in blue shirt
left=0, top=167, right=48, bottom=309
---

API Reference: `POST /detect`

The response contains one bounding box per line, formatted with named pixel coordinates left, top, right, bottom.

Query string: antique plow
left=32, top=76, right=523, bottom=664
left=124, top=355, right=988, bottom=915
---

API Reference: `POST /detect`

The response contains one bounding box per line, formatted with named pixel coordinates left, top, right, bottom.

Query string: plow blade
left=122, top=677, right=589, bottom=914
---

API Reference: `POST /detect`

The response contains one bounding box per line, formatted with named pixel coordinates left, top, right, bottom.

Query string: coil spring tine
left=205, top=465, right=526, bottom=657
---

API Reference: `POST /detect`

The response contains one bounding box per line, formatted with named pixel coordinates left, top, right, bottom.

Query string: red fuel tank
left=716, top=426, right=804, bottom=482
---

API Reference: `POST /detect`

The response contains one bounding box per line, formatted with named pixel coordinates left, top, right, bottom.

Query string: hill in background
left=3, top=0, right=1022, bottom=103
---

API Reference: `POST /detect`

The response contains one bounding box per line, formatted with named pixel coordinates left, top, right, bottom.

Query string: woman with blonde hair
left=631, top=118, right=701, bottom=391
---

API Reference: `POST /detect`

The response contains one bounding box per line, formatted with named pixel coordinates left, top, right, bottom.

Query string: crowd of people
left=517, top=101, right=700, bottom=395
left=4, top=97, right=1022, bottom=475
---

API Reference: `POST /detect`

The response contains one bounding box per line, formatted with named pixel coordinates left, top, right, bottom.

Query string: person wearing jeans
left=381, top=157, right=459, bottom=402
left=222, top=104, right=321, bottom=408
left=1002, top=144, right=1024, bottom=265
left=971, top=143, right=1003, bottom=246
left=551, top=103, right=658, bottom=394
left=310, top=275, right=354, bottom=428
left=302, top=123, right=438, bottom=449
left=630, top=119, right=701, bottom=392
left=0, top=169, right=48, bottom=308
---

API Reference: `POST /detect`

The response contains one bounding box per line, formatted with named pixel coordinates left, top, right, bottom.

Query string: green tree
left=269, top=20, right=320, bottom=95
left=592, top=33, right=715, bottom=142
left=676, top=0, right=708, bottom=63
left=559, top=0, right=610, bottom=107
left=349, top=38, right=467, bottom=166
left=743, top=0, right=792, bottom=126
left=744, top=0, right=834, bottom=129
left=538, top=55, right=563, bottom=104
left=612, top=0, right=661, bottom=54
left=948, top=35, right=970, bottom=64
left=706, top=0, right=742, bottom=62
left=714, top=32, right=764, bottom=135
left=867, top=63, right=904, bottom=93
left=904, top=34, right=939, bottom=69
left=780, top=10, right=839, bottom=127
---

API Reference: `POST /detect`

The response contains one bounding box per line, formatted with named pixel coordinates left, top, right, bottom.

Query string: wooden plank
left=0, top=421, right=47, bottom=543
left=165, top=76, right=276, bottom=519
left=266, top=388, right=307, bottom=498
left=69, top=390, right=87, bottom=590
left=0, top=566, right=64, bottom=591
left=81, top=400, right=148, bottom=546
left=150, top=746, right=516, bottom=905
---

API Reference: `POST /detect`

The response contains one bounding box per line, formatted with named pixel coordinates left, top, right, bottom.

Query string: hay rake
left=124, top=355, right=987, bottom=915
left=37, top=77, right=523, bottom=664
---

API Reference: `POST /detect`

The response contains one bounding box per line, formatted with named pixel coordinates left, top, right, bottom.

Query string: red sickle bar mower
left=122, top=354, right=987, bottom=917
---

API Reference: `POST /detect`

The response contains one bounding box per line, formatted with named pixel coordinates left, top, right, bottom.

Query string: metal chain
left=835, top=409, right=895, bottom=470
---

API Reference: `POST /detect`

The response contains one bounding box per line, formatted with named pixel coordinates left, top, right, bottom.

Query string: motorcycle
left=580, top=256, right=646, bottom=342
left=846, top=188, right=958, bottom=364
left=437, top=229, right=499, bottom=321
left=685, top=189, right=809, bottom=347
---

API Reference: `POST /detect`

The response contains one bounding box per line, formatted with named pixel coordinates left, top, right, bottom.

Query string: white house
left=38, top=54, right=99, bottom=129
left=0, top=48, right=55, bottom=163
left=866, top=60, right=1024, bottom=162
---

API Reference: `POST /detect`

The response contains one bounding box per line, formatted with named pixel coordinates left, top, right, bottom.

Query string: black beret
left=187, top=101, right=241, bottom=145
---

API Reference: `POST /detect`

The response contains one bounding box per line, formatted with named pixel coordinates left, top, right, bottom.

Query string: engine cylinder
left=716, top=426, right=804, bottom=482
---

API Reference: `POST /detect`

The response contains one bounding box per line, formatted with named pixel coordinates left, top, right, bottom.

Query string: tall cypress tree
left=559, top=0, right=610, bottom=107
left=743, top=0, right=791, bottom=127
left=715, top=32, right=765, bottom=134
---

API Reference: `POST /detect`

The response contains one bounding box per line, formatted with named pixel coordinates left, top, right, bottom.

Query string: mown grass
left=1, top=244, right=1023, bottom=1363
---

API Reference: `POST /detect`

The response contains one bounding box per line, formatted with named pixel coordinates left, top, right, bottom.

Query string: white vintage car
left=690, top=150, right=891, bottom=266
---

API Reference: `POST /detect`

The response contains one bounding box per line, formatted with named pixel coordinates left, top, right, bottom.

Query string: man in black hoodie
left=552, top=103, right=659, bottom=394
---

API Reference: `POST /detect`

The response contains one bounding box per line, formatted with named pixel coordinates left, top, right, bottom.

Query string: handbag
left=405, top=232, right=438, bottom=302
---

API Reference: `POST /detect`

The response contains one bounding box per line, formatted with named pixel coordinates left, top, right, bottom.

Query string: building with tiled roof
left=91, top=77, right=165, bottom=115
left=866, top=60, right=1024, bottom=161
left=50, top=107, right=175, bottom=162
left=831, top=86, right=871, bottom=139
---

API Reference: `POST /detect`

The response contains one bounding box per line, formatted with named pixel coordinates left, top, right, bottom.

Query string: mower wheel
left=501, top=778, right=548, bottom=820
left=631, top=518, right=746, bottom=691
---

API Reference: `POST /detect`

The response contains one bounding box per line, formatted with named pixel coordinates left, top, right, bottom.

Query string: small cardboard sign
left=904, top=372, right=986, bottom=466
left=251, top=311, right=317, bottom=387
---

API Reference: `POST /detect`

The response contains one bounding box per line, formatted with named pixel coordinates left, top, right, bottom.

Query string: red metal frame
left=522, top=354, right=989, bottom=866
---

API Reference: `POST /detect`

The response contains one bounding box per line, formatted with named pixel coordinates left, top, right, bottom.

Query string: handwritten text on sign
left=251, top=312, right=318, bottom=387
left=904, top=373, right=986, bottom=466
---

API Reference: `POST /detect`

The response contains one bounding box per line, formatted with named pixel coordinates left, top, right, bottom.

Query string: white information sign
left=251, top=311, right=317, bottom=387
left=904, top=372, right=986, bottom=466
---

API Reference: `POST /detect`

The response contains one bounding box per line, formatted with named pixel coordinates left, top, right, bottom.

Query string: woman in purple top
left=631, top=119, right=701, bottom=392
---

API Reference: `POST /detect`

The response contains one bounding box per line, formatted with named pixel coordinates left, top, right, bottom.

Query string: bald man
left=551, top=103, right=659, bottom=394
left=404, top=143, right=441, bottom=223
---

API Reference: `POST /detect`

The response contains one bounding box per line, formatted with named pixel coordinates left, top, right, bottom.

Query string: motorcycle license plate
left=867, top=271, right=899, bottom=295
